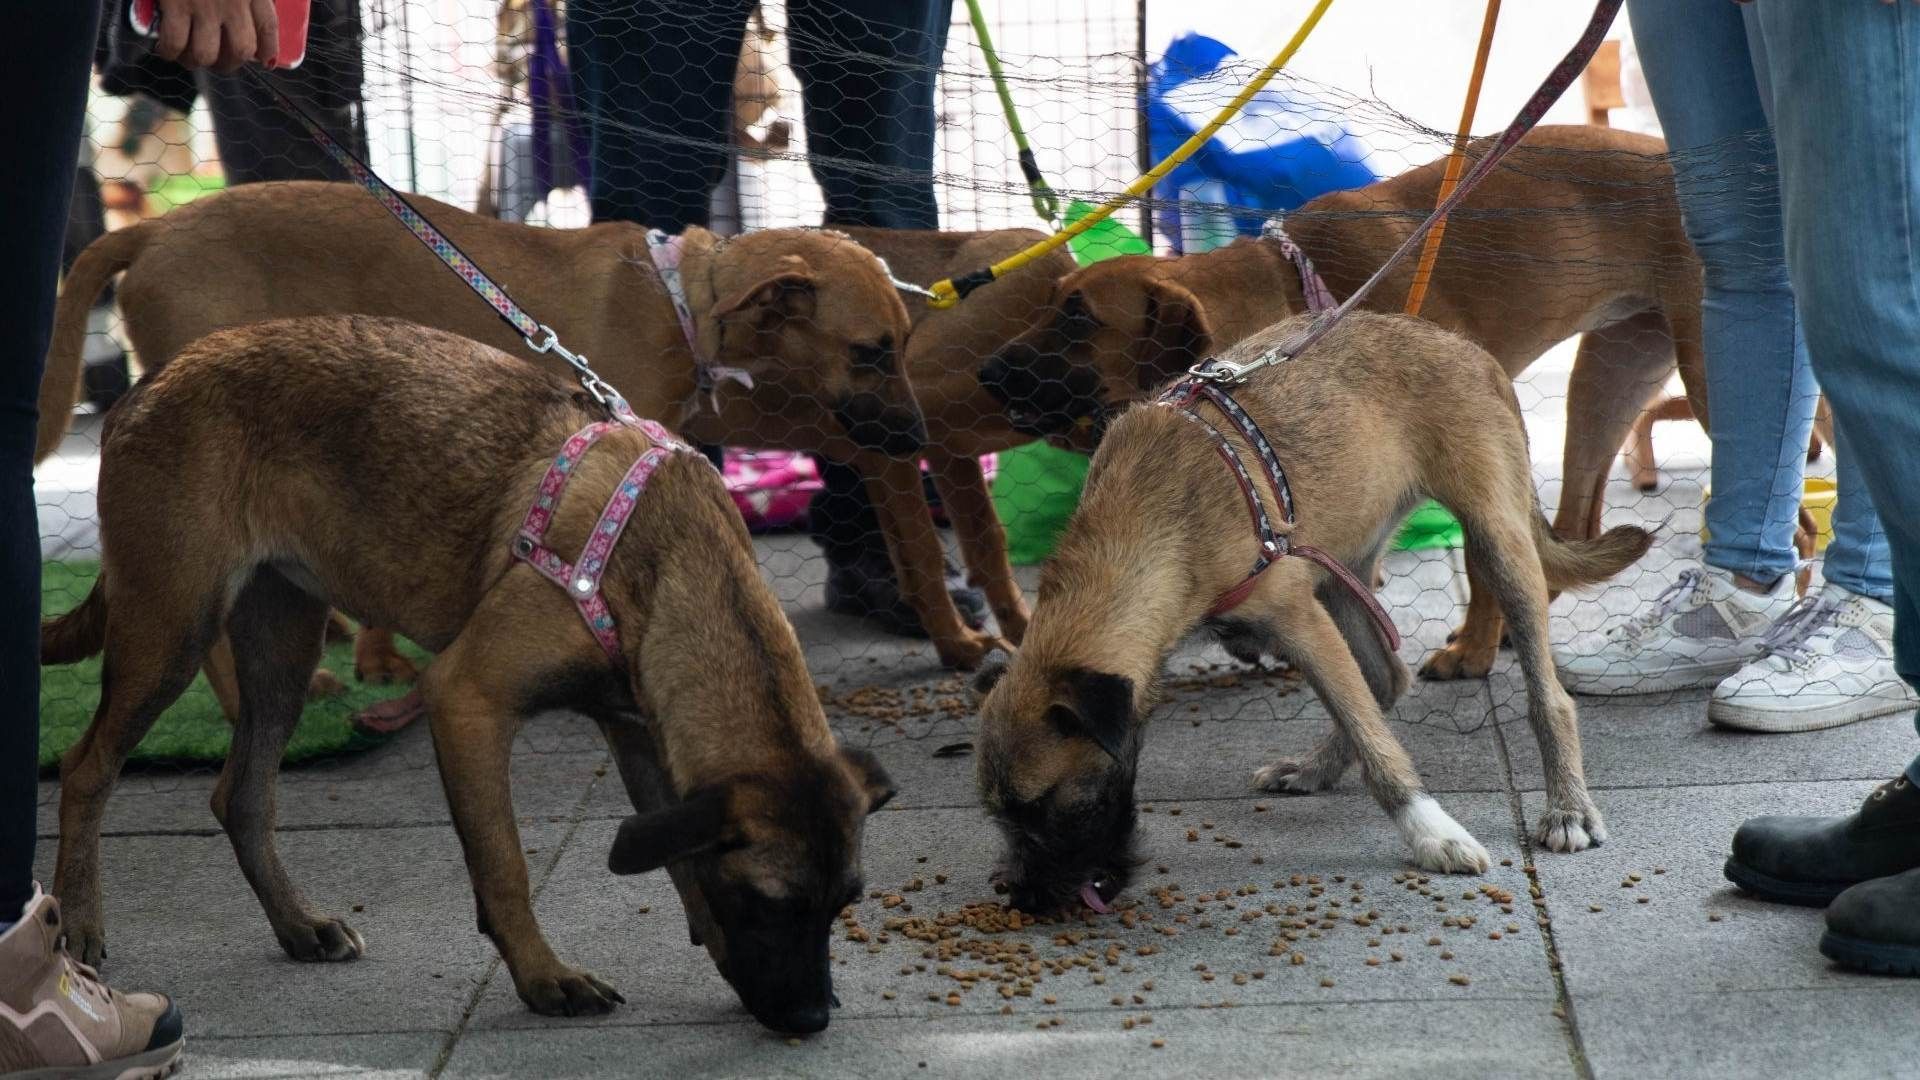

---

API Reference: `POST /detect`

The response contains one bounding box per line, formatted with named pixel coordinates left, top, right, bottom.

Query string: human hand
left=152, top=0, right=279, bottom=73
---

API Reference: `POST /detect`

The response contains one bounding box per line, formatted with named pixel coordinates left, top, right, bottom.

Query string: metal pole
left=1135, top=0, right=1152, bottom=251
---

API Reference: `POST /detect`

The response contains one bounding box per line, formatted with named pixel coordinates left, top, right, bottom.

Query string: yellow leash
left=925, top=0, right=1338, bottom=309
left=1403, top=0, right=1501, bottom=317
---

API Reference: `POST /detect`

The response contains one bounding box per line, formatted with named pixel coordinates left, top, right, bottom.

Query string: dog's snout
left=836, top=393, right=927, bottom=456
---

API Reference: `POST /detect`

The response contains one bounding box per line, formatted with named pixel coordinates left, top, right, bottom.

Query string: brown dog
left=42, top=317, right=894, bottom=1031
left=845, top=226, right=1080, bottom=644
left=37, top=181, right=1014, bottom=671
left=981, top=125, right=1699, bottom=678
left=974, top=313, right=1650, bottom=910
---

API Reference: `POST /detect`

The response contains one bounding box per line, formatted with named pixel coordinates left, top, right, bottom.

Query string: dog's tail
left=1533, top=505, right=1653, bottom=592
left=36, top=220, right=158, bottom=464
left=42, top=572, right=109, bottom=665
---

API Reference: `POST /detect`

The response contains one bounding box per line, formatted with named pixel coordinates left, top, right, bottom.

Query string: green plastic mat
left=1064, top=199, right=1151, bottom=266
left=38, top=562, right=425, bottom=771
left=1392, top=500, right=1464, bottom=551
left=150, top=173, right=227, bottom=211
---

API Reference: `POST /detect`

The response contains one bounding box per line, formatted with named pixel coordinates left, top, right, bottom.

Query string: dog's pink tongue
left=1079, top=881, right=1112, bottom=915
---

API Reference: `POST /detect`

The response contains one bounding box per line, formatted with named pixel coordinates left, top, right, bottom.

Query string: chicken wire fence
left=37, top=0, right=1847, bottom=793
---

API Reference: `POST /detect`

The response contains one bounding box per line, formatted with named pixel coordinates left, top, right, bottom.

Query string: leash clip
left=528, top=323, right=620, bottom=407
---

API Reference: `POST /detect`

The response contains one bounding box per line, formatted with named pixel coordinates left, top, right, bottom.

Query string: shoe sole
left=1556, top=663, right=1737, bottom=698
left=1820, top=930, right=1920, bottom=976
left=8, top=1040, right=181, bottom=1080
left=1709, top=694, right=1920, bottom=734
left=1723, top=857, right=1854, bottom=907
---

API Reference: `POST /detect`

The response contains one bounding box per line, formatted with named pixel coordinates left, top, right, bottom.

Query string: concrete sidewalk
left=31, top=375, right=1920, bottom=1079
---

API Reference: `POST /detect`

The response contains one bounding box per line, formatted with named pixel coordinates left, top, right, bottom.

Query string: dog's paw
left=1395, top=795, right=1491, bottom=874
left=307, top=667, right=347, bottom=700
left=1253, top=759, right=1333, bottom=795
left=1534, top=803, right=1608, bottom=853
left=520, top=968, right=626, bottom=1017
left=276, top=916, right=366, bottom=962
left=66, top=922, right=109, bottom=969
left=1418, top=641, right=1495, bottom=681
left=934, top=627, right=1006, bottom=671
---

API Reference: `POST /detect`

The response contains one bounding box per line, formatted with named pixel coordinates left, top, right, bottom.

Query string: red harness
left=1156, top=374, right=1400, bottom=653
left=510, top=404, right=696, bottom=663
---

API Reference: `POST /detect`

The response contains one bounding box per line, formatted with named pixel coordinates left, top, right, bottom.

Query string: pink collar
left=645, top=230, right=755, bottom=418
left=511, top=410, right=696, bottom=663
left=1263, top=219, right=1337, bottom=315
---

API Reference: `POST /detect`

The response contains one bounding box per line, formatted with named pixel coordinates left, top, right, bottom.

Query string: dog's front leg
left=928, top=450, right=1028, bottom=643
left=1261, top=574, right=1490, bottom=874
left=424, top=646, right=624, bottom=1017
left=860, top=456, right=1000, bottom=669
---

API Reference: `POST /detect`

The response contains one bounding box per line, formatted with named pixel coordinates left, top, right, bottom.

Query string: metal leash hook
left=526, top=323, right=622, bottom=408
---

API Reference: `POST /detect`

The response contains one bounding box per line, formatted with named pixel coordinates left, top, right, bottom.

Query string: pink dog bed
left=722, top=449, right=996, bottom=532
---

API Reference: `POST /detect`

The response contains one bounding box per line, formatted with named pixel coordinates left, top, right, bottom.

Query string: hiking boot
left=1554, top=563, right=1794, bottom=696
left=824, top=546, right=988, bottom=638
left=0, top=884, right=183, bottom=1078
left=1710, top=585, right=1918, bottom=733
left=1820, top=867, right=1920, bottom=976
left=1725, top=774, right=1920, bottom=906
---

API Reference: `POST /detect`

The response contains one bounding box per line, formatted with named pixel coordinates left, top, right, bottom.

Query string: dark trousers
left=567, top=0, right=953, bottom=558
left=4, top=3, right=104, bottom=917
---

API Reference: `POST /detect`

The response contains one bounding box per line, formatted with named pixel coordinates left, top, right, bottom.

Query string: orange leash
left=1404, top=0, right=1502, bottom=317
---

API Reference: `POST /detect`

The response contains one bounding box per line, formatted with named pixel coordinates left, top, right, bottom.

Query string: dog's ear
left=1048, top=668, right=1134, bottom=762
left=608, top=787, right=730, bottom=875
left=712, top=261, right=818, bottom=324
left=839, top=747, right=897, bottom=813
left=971, top=650, right=1013, bottom=698
left=1140, top=279, right=1214, bottom=387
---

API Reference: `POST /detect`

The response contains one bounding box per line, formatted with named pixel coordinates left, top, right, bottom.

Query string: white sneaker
left=1554, top=563, right=1796, bottom=696
left=1709, top=584, right=1919, bottom=733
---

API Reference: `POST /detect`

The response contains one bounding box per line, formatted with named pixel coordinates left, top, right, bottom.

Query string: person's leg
left=197, top=0, right=367, bottom=184
left=567, top=0, right=753, bottom=229
left=1555, top=0, right=1806, bottom=697
left=1628, top=0, right=1813, bottom=586
left=789, top=0, right=952, bottom=228
left=1720, top=2, right=1920, bottom=971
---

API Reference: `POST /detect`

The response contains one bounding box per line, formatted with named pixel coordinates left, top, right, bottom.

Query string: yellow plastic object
left=1700, top=476, right=1836, bottom=553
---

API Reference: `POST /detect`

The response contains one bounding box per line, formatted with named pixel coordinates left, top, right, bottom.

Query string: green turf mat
left=38, top=562, right=426, bottom=771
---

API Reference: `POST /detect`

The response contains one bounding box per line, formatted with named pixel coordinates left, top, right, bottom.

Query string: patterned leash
left=1188, top=0, right=1624, bottom=386
left=241, top=67, right=637, bottom=422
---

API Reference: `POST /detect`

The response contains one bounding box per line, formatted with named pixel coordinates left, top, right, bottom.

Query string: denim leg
left=788, top=0, right=953, bottom=229
left=566, top=0, right=754, bottom=229
left=1749, top=0, right=1920, bottom=705
left=1, top=2, right=101, bottom=915
left=1821, top=419, right=1894, bottom=601
left=1625, top=0, right=1814, bottom=588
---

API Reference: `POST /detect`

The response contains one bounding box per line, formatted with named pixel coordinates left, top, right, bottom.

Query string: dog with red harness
left=973, top=312, right=1651, bottom=910
left=39, top=316, right=894, bottom=1032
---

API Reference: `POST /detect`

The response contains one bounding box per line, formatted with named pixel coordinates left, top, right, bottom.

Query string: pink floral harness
left=510, top=405, right=695, bottom=662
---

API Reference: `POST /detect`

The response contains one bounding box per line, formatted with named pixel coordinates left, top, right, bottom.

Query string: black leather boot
left=1725, top=774, right=1920, bottom=906
left=1821, top=866, right=1920, bottom=976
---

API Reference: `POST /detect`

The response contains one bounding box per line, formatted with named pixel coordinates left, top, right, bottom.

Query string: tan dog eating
left=38, top=181, right=1012, bottom=673
left=975, top=314, right=1649, bottom=910
left=42, top=317, right=893, bottom=1031
left=981, top=126, right=1699, bottom=679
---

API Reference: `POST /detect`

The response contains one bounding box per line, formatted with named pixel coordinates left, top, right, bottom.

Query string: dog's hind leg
left=1555, top=314, right=1678, bottom=541
left=212, top=565, right=364, bottom=962
left=1255, top=571, right=1489, bottom=874
left=1459, top=509, right=1607, bottom=854
left=55, top=582, right=222, bottom=966
left=1254, top=555, right=1405, bottom=795
left=1420, top=549, right=1504, bottom=681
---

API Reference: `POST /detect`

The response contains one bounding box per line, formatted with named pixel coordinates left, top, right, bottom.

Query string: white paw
left=1254, top=760, right=1328, bottom=795
left=1396, top=795, right=1491, bottom=874
left=1534, top=804, right=1608, bottom=853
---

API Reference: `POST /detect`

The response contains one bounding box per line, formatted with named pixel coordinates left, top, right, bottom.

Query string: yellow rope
left=925, top=0, right=1338, bottom=309
left=1403, top=0, right=1501, bottom=317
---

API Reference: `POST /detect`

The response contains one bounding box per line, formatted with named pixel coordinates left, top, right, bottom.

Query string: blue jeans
left=1626, top=0, right=1892, bottom=601
left=1732, top=0, right=1920, bottom=767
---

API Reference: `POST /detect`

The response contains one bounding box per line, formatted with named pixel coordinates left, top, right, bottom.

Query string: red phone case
left=129, top=0, right=311, bottom=70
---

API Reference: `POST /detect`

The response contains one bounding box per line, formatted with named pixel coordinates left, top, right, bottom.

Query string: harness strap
left=645, top=230, right=756, bottom=417
left=512, top=417, right=691, bottom=662
left=1262, top=220, right=1337, bottom=315
left=1158, top=374, right=1401, bottom=653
